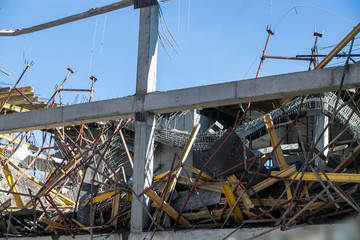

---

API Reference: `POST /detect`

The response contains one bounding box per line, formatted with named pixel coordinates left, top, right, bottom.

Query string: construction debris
left=0, top=22, right=359, bottom=240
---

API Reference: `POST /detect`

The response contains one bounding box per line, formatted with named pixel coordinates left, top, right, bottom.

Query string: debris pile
left=0, top=24, right=359, bottom=240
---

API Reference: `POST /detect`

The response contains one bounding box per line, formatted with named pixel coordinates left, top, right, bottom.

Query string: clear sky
left=0, top=0, right=359, bottom=104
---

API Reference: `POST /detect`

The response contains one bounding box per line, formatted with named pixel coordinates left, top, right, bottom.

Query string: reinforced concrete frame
left=0, top=0, right=360, bottom=233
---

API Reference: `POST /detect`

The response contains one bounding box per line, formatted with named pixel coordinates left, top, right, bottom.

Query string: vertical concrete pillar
left=314, top=115, right=329, bottom=167
left=131, top=3, right=159, bottom=232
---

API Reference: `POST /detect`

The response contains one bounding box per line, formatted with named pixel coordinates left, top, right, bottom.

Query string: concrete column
left=135, top=5, right=158, bottom=94
left=131, top=3, right=159, bottom=232
left=314, top=115, right=329, bottom=167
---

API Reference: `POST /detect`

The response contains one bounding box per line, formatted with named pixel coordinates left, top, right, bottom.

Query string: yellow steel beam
left=334, top=144, right=360, bottom=173
left=0, top=134, right=38, bottom=151
left=264, top=114, right=292, bottom=200
left=280, top=23, right=360, bottom=107
left=272, top=171, right=360, bottom=183
left=145, top=189, right=190, bottom=225
left=221, top=184, right=244, bottom=223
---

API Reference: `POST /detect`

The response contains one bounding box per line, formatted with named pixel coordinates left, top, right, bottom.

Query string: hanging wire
left=88, top=16, right=99, bottom=77
left=274, top=5, right=356, bottom=31
left=178, top=0, right=181, bottom=32
left=319, top=37, right=360, bottom=50
left=100, top=15, right=107, bottom=55
left=187, top=0, right=191, bottom=32
left=292, top=0, right=298, bottom=15
left=158, top=6, right=180, bottom=59
left=242, top=45, right=264, bottom=79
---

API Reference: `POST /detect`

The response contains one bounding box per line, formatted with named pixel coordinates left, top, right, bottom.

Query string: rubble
left=0, top=17, right=358, bottom=240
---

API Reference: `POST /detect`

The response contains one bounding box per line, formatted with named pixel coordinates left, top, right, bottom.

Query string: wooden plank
left=264, top=114, right=292, bottom=200
left=221, top=184, right=244, bottom=223
left=177, top=176, right=223, bottom=193
left=272, top=171, right=360, bottom=183
left=5, top=158, right=74, bottom=206
left=161, top=124, right=200, bottom=202
left=334, top=144, right=360, bottom=173
left=0, top=86, right=33, bottom=98
left=32, top=149, right=89, bottom=203
left=0, top=93, right=35, bottom=103
left=227, top=175, right=254, bottom=209
left=0, top=149, right=24, bottom=208
left=153, top=165, right=214, bottom=182
left=0, top=134, right=38, bottom=151
left=251, top=165, right=297, bottom=196
left=84, top=189, right=116, bottom=205
left=280, top=23, right=360, bottom=106
left=41, top=218, right=66, bottom=230
left=145, top=189, right=190, bottom=225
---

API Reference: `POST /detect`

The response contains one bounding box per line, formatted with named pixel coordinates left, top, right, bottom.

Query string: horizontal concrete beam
left=0, top=62, right=359, bottom=134
left=0, top=0, right=133, bottom=36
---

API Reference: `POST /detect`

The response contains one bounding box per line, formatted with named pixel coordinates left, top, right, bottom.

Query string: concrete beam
left=0, top=62, right=359, bottom=134
left=0, top=0, right=133, bottom=36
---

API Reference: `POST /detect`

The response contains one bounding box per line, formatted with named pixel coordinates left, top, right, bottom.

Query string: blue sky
left=0, top=0, right=359, bottom=104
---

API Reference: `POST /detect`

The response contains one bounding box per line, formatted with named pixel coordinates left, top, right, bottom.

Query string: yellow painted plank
left=41, top=218, right=66, bottom=230
left=177, top=176, right=223, bottom=193
left=184, top=165, right=214, bottom=181
left=111, top=190, right=120, bottom=227
left=161, top=124, right=201, bottom=202
left=227, top=175, right=254, bottom=209
left=32, top=149, right=89, bottom=204
left=0, top=86, right=33, bottom=99
left=0, top=149, right=24, bottom=208
left=0, top=93, right=35, bottom=103
left=145, top=189, right=190, bottom=225
left=252, top=165, right=296, bottom=196
left=154, top=165, right=213, bottom=182
left=272, top=171, right=360, bottom=183
left=264, top=114, right=292, bottom=200
left=0, top=103, right=30, bottom=113
left=221, top=184, right=244, bottom=223
left=84, top=189, right=116, bottom=205
left=334, top=144, right=360, bottom=173
left=0, top=134, right=38, bottom=151
left=5, top=157, right=74, bottom=206
left=281, top=23, right=360, bottom=107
